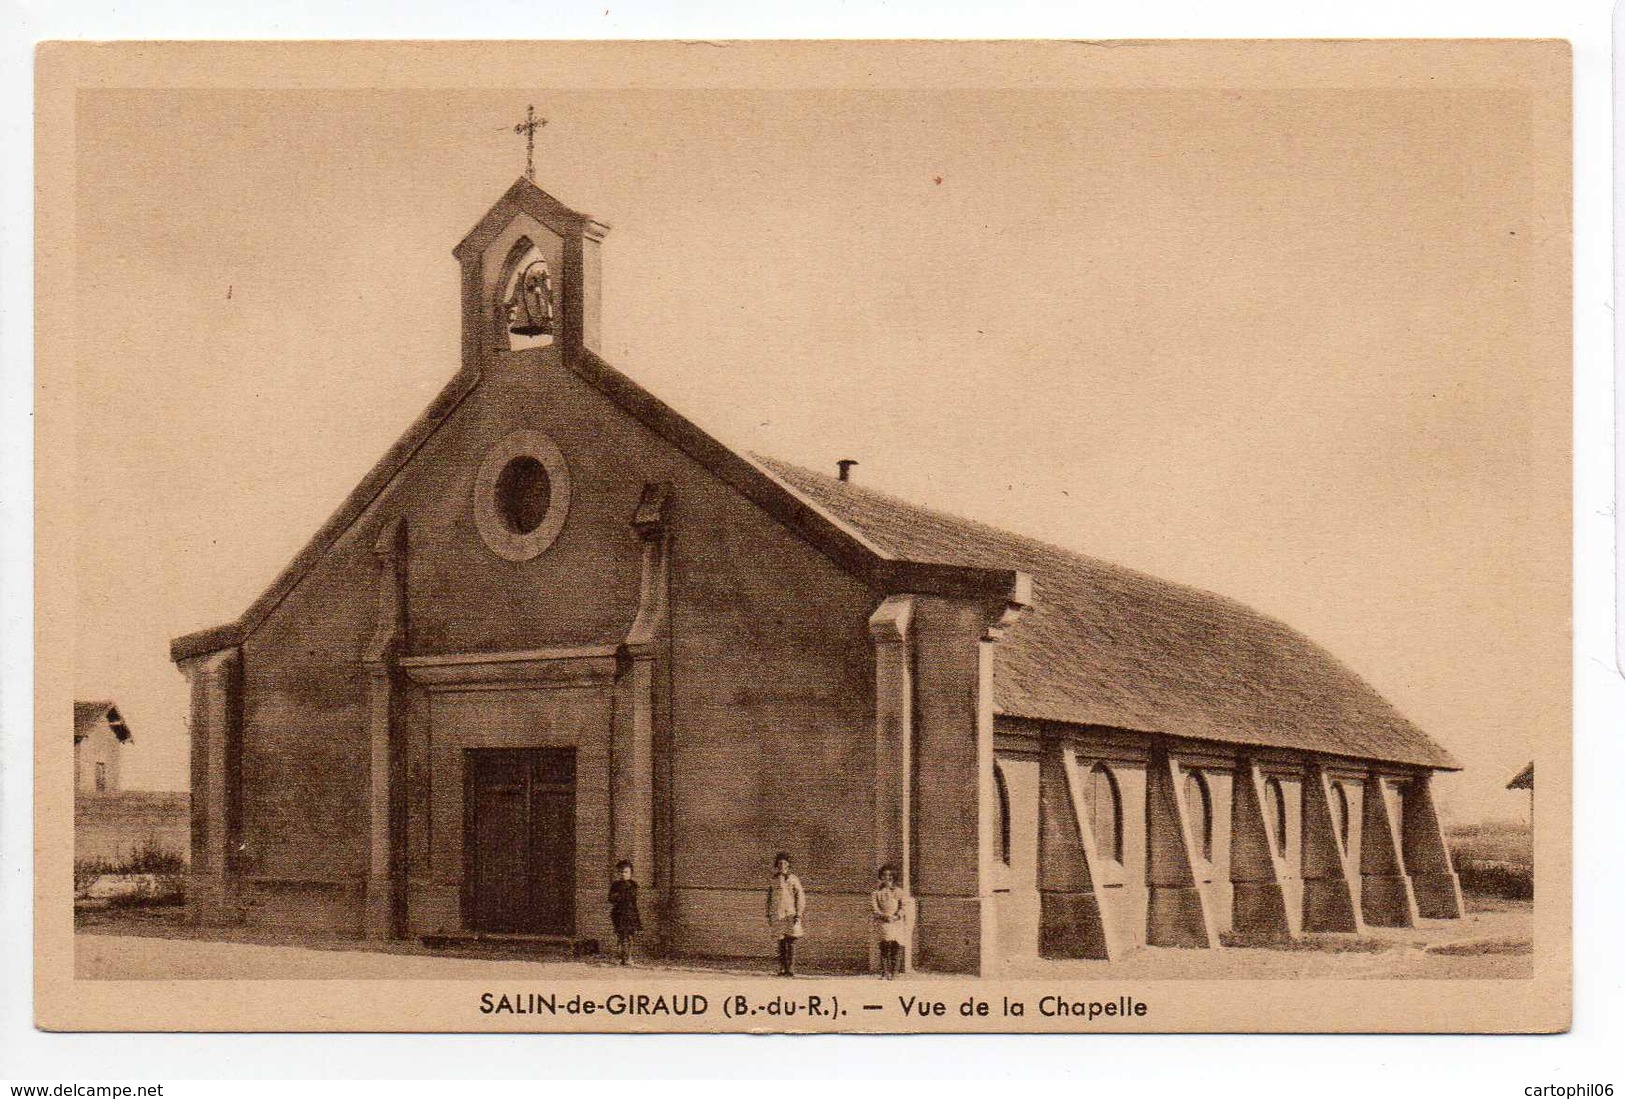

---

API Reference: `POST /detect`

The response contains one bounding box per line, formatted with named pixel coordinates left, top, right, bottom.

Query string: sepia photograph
left=33, top=37, right=1571, bottom=1034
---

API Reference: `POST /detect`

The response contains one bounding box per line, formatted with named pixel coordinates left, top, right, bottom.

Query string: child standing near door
left=608, top=860, right=641, bottom=966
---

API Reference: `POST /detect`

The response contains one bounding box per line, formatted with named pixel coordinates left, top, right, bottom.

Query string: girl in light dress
left=871, top=864, right=909, bottom=979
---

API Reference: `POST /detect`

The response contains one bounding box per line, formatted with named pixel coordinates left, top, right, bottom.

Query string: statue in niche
left=505, top=257, right=557, bottom=341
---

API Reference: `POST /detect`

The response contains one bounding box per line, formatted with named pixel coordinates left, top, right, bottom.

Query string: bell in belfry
left=506, top=259, right=556, bottom=337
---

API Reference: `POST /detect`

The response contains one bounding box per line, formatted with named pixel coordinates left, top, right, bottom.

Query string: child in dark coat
left=609, top=860, right=642, bottom=966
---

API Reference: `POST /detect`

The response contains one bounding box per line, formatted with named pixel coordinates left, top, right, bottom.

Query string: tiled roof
left=73, top=700, right=131, bottom=743
left=758, top=457, right=1458, bottom=770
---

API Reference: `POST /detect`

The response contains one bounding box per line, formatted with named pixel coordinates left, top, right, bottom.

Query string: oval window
left=494, top=455, right=552, bottom=534
left=473, top=429, right=572, bottom=562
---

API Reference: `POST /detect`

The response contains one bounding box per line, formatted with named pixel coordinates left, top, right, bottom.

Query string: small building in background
left=1508, top=761, right=1534, bottom=819
left=73, top=700, right=189, bottom=867
left=74, top=700, right=130, bottom=795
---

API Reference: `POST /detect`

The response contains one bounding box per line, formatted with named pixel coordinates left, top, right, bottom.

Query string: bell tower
left=452, top=176, right=609, bottom=372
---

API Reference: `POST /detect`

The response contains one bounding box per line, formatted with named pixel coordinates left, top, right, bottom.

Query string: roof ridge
left=754, top=454, right=1277, bottom=623
left=754, top=454, right=1456, bottom=770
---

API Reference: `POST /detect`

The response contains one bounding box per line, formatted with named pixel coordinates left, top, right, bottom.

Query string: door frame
left=400, top=646, right=619, bottom=941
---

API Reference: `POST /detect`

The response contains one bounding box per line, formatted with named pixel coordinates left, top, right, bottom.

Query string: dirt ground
left=74, top=899, right=1532, bottom=981
left=1006, top=899, right=1534, bottom=981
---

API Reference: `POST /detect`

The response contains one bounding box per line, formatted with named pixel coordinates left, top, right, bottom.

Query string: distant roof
left=73, top=701, right=131, bottom=744
left=758, top=458, right=1458, bottom=771
left=1507, top=762, right=1534, bottom=790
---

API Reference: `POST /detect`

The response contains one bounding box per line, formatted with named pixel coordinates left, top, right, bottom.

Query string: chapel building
left=171, top=177, right=1465, bottom=973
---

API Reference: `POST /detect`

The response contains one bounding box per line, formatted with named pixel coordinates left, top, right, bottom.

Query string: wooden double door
left=463, top=747, right=577, bottom=936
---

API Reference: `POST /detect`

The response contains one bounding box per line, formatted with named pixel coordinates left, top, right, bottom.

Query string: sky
left=70, top=74, right=1565, bottom=824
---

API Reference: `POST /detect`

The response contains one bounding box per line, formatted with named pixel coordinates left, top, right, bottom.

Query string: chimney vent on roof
left=836, top=459, right=858, bottom=483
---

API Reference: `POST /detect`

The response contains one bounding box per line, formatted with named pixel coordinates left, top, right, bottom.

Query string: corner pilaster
left=868, top=594, right=915, bottom=972
left=182, top=645, right=244, bottom=927
left=908, top=586, right=1029, bottom=975
left=612, top=482, right=670, bottom=942
left=363, top=517, right=407, bottom=940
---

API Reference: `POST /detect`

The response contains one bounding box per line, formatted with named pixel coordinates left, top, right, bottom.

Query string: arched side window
left=1088, top=763, right=1124, bottom=865
left=1331, top=782, right=1351, bottom=851
left=1390, top=782, right=1408, bottom=872
left=1264, top=776, right=1288, bottom=857
left=1184, top=769, right=1213, bottom=862
left=993, top=761, right=1012, bottom=865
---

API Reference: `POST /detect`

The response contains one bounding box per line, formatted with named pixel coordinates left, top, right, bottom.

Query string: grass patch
left=1465, top=895, right=1533, bottom=915
left=75, top=841, right=187, bottom=907
left=1220, top=932, right=1389, bottom=953
left=1456, top=860, right=1533, bottom=901
left=1448, top=820, right=1531, bottom=867
left=1447, top=820, right=1532, bottom=901
left=1427, top=938, right=1532, bottom=957
left=75, top=842, right=186, bottom=881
